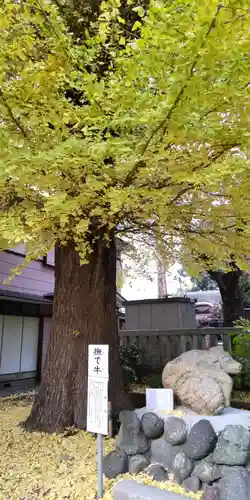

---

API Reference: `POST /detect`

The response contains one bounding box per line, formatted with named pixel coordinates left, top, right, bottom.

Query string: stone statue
left=162, top=346, right=242, bottom=415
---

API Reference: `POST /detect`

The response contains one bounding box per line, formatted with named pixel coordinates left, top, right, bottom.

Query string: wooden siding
left=124, top=300, right=196, bottom=330
left=0, top=252, right=54, bottom=297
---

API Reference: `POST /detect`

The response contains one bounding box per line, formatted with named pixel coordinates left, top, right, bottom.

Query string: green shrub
left=142, top=373, right=162, bottom=388
left=119, top=344, right=140, bottom=389
left=232, top=319, right=250, bottom=389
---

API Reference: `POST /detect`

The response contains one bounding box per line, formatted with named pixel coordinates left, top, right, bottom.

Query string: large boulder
left=213, top=425, right=250, bottom=466
left=116, top=410, right=150, bottom=455
left=183, top=420, right=217, bottom=460
left=162, top=346, right=241, bottom=415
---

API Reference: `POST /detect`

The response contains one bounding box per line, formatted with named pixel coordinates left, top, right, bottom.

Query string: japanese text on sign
left=88, top=345, right=109, bottom=379
left=87, top=377, right=108, bottom=435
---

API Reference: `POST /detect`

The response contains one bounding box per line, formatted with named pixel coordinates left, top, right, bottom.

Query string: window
left=43, top=248, right=55, bottom=267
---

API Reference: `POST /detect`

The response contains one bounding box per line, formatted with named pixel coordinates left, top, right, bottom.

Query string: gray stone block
left=113, top=479, right=190, bottom=500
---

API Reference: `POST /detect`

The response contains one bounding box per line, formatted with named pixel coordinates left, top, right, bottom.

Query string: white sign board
left=146, top=388, right=173, bottom=411
left=87, top=377, right=108, bottom=435
left=87, top=345, right=109, bottom=435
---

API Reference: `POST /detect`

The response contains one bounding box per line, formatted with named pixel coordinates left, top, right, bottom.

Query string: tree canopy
left=1, top=0, right=250, bottom=268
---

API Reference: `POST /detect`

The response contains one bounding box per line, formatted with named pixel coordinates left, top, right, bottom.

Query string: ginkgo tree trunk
left=26, top=236, right=130, bottom=431
left=1, top=0, right=250, bottom=432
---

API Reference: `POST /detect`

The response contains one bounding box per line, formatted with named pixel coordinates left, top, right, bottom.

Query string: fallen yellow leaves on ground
left=0, top=395, right=202, bottom=500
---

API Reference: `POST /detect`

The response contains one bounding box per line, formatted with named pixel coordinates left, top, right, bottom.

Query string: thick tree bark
left=25, top=236, right=131, bottom=432
left=209, top=269, right=245, bottom=327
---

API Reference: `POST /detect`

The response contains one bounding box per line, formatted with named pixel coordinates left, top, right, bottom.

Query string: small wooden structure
left=123, top=297, right=196, bottom=330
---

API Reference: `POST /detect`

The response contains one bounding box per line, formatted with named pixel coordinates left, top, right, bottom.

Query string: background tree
left=182, top=266, right=250, bottom=325
left=1, top=0, right=250, bottom=432
left=190, top=273, right=218, bottom=292
left=208, top=270, right=250, bottom=324
left=179, top=264, right=246, bottom=325
left=208, top=265, right=244, bottom=326
left=240, top=274, right=250, bottom=308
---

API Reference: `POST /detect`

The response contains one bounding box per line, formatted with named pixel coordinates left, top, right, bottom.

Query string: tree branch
left=169, top=185, right=194, bottom=205
left=123, top=3, right=222, bottom=187
left=0, top=90, right=31, bottom=144
left=143, top=3, right=222, bottom=148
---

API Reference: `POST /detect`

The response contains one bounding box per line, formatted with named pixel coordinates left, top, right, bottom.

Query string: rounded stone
left=119, top=410, right=141, bottom=431
left=164, top=417, right=187, bottom=445
left=116, top=411, right=149, bottom=456
left=129, top=454, right=149, bottom=474
left=172, top=451, right=194, bottom=482
left=146, top=464, right=168, bottom=482
left=183, top=420, right=217, bottom=460
left=213, top=425, right=250, bottom=466
left=103, top=449, right=128, bottom=479
left=203, top=485, right=220, bottom=500
left=218, top=466, right=250, bottom=500
left=150, top=436, right=175, bottom=469
left=141, top=412, right=164, bottom=439
left=182, top=476, right=201, bottom=493
left=116, top=425, right=149, bottom=455
left=192, top=459, right=221, bottom=483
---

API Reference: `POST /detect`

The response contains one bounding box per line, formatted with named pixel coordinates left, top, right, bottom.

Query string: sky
left=121, top=256, right=184, bottom=300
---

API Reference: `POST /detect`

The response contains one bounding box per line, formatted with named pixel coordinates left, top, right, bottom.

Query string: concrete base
left=113, top=480, right=188, bottom=500
left=136, top=406, right=250, bottom=434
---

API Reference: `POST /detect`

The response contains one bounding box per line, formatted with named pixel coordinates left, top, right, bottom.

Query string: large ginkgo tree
left=0, top=0, right=250, bottom=432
